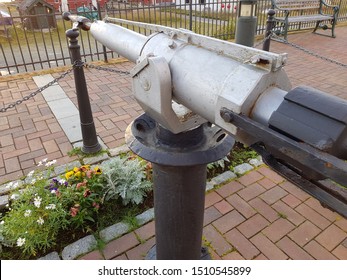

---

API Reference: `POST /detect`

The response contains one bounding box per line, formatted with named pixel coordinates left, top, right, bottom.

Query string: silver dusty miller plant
left=101, top=157, right=152, bottom=205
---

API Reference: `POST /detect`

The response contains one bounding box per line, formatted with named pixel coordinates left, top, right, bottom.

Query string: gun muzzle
left=63, top=12, right=91, bottom=31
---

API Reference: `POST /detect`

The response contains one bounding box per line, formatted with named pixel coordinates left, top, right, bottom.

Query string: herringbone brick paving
left=1, top=26, right=347, bottom=259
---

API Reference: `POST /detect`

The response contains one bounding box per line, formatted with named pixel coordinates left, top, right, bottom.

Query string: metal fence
left=1, top=0, right=346, bottom=75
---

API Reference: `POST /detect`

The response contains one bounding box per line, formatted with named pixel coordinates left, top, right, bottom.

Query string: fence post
left=189, top=0, right=193, bottom=31
left=263, top=9, right=276, bottom=51
left=66, top=28, right=102, bottom=154
left=97, top=1, right=108, bottom=62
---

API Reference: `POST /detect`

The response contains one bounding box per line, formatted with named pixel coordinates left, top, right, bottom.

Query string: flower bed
left=0, top=156, right=153, bottom=259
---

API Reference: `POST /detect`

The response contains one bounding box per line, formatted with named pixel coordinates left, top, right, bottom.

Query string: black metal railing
left=1, top=0, right=346, bottom=75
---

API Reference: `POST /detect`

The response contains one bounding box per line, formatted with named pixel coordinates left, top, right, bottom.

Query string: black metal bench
left=271, top=0, right=339, bottom=40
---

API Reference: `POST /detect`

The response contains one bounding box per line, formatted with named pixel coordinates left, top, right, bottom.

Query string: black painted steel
left=153, top=162, right=207, bottom=259
left=263, top=9, right=276, bottom=51
left=126, top=114, right=234, bottom=259
left=66, top=28, right=101, bottom=154
left=128, top=115, right=234, bottom=166
left=220, top=108, right=347, bottom=187
left=146, top=245, right=211, bottom=260
left=252, top=143, right=347, bottom=218
left=269, top=86, right=347, bottom=159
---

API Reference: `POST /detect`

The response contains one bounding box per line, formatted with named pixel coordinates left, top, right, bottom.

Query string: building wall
left=46, top=0, right=107, bottom=11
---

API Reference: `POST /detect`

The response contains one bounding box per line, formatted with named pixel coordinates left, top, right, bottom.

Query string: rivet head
left=220, top=109, right=233, bottom=123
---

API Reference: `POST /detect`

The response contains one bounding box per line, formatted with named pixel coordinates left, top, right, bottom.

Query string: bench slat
left=276, top=15, right=334, bottom=23
left=279, top=7, right=319, bottom=11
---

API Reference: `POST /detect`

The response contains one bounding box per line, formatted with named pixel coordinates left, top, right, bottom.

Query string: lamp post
left=235, top=0, right=257, bottom=47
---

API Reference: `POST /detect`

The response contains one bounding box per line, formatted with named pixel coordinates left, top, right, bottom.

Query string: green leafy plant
left=207, top=156, right=230, bottom=171
left=229, top=143, right=259, bottom=168
left=102, top=156, right=153, bottom=206
left=63, top=165, right=105, bottom=230
left=67, top=147, right=108, bottom=158
left=1, top=162, right=68, bottom=257
left=0, top=160, right=105, bottom=258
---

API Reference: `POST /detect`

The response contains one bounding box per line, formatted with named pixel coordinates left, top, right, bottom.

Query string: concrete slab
left=47, top=98, right=78, bottom=120
left=32, top=74, right=57, bottom=87
left=58, top=115, right=82, bottom=143
left=41, top=85, right=67, bottom=102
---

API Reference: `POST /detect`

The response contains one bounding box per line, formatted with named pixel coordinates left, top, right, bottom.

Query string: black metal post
left=97, top=1, right=108, bottom=63
left=126, top=114, right=234, bottom=259
left=153, top=163, right=206, bottom=259
left=189, top=0, right=193, bottom=31
left=66, top=28, right=102, bottom=154
left=263, top=9, right=276, bottom=52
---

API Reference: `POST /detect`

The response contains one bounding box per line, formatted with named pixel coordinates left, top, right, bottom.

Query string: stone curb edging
left=57, top=208, right=155, bottom=260
left=0, top=145, right=133, bottom=209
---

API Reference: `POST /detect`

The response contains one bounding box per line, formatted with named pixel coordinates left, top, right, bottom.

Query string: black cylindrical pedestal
left=153, top=163, right=206, bottom=259
left=126, top=114, right=234, bottom=260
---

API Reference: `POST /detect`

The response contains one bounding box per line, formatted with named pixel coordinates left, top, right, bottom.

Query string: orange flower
left=80, top=165, right=90, bottom=172
left=86, top=170, right=93, bottom=178
left=83, top=189, right=91, bottom=197
left=70, top=206, right=79, bottom=217
left=76, top=180, right=87, bottom=189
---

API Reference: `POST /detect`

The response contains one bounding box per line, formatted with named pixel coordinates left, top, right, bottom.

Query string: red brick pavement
left=0, top=61, right=141, bottom=184
left=1, top=26, right=347, bottom=260
left=79, top=168, right=347, bottom=260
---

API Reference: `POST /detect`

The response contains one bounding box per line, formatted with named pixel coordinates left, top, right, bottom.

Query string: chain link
left=270, top=33, right=347, bottom=68
left=253, top=33, right=272, bottom=49
left=0, top=61, right=130, bottom=113
left=0, top=67, right=74, bottom=113
left=84, top=63, right=130, bottom=75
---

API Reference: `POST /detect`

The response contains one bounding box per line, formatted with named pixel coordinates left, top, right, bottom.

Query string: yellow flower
left=94, top=166, right=102, bottom=174
left=73, top=167, right=80, bottom=173
left=65, top=171, right=74, bottom=180
left=74, top=171, right=82, bottom=178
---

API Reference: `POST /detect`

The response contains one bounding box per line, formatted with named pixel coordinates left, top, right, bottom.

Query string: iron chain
left=84, top=62, right=130, bottom=75
left=270, top=33, right=347, bottom=68
left=253, top=33, right=272, bottom=48
left=0, top=61, right=130, bottom=113
left=0, top=67, right=74, bottom=113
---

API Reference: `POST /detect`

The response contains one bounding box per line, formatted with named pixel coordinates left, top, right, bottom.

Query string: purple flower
left=49, top=187, right=58, bottom=194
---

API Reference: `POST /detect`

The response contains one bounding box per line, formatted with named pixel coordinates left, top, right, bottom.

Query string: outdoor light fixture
left=235, top=0, right=258, bottom=47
